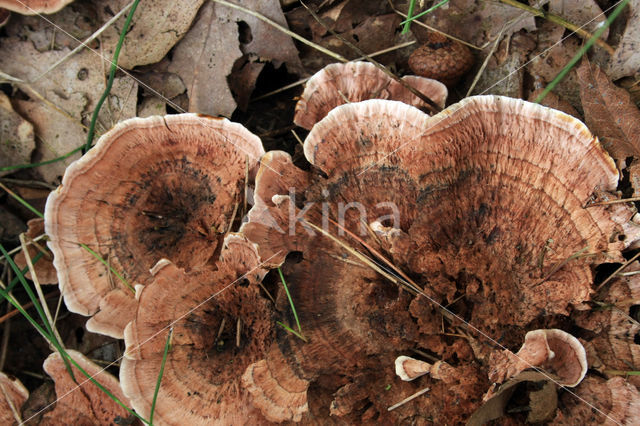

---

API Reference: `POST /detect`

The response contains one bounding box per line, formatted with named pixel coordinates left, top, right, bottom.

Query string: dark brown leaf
left=577, top=59, right=640, bottom=162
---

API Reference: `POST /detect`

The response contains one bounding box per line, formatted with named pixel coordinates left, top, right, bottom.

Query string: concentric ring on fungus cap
left=242, top=96, right=640, bottom=423
left=293, top=61, right=447, bottom=130
left=121, top=234, right=308, bottom=425
left=45, top=114, right=264, bottom=338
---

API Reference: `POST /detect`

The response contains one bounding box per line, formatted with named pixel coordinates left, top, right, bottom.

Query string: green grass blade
left=150, top=327, right=173, bottom=425
left=0, top=262, right=149, bottom=424
left=0, top=182, right=44, bottom=219
left=400, top=0, right=449, bottom=25
left=277, top=267, right=303, bottom=335
left=5, top=251, right=44, bottom=292
left=276, top=321, right=308, bottom=342
left=0, top=243, right=57, bottom=340
left=84, top=0, right=141, bottom=153
left=534, top=0, right=629, bottom=104
left=79, top=243, right=134, bottom=293
left=402, top=0, right=417, bottom=34
left=0, top=146, right=83, bottom=172
left=0, top=182, right=132, bottom=295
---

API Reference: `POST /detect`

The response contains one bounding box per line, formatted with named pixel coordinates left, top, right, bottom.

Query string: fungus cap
left=14, top=218, right=57, bottom=285
left=41, top=350, right=131, bottom=425
left=0, top=0, right=74, bottom=14
left=45, top=113, right=264, bottom=338
left=0, top=372, right=28, bottom=425
left=490, top=329, right=588, bottom=387
left=294, top=61, right=447, bottom=130
left=121, top=234, right=285, bottom=424
left=243, top=95, right=639, bottom=422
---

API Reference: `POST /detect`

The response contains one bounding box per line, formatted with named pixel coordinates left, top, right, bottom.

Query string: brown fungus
left=553, top=376, right=640, bottom=425
left=121, top=234, right=305, bottom=424
left=0, top=0, right=74, bottom=14
left=14, top=218, right=57, bottom=285
left=294, top=61, right=447, bottom=130
left=488, top=329, right=588, bottom=387
left=243, top=95, right=640, bottom=422
left=45, top=114, right=263, bottom=338
left=40, top=350, right=132, bottom=425
left=0, top=372, right=28, bottom=425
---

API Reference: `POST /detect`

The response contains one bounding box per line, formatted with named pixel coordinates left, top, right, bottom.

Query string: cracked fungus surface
left=45, top=114, right=264, bottom=338
left=243, top=96, right=640, bottom=423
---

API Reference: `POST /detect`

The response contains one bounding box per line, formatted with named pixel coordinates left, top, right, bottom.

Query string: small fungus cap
left=491, top=329, right=588, bottom=387
left=41, top=350, right=131, bottom=425
left=45, top=113, right=264, bottom=338
left=121, top=234, right=283, bottom=424
left=0, top=0, right=75, bottom=14
left=294, top=61, right=447, bottom=130
left=0, top=372, right=28, bottom=425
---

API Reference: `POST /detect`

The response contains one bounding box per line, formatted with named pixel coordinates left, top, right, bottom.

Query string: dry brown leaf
left=0, top=40, right=137, bottom=182
left=4, top=3, right=94, bottom=52
left=0, top=92, right=34, bottom=177
left=13, top=218, right=57, bottom=285
left=100, top=0, right=206, bottom=69
left=223, top=0, right=303, bottom=105
left=472, top=32, right=536, bottom=97
left=528, top=89, right=580, bottom=119
left=167, top=1, right=242, bottom=117
left=606, top=0, right=640, bottom=80
left=577, top=59, right=640, bottom=162
left=0, top=207, right=26, bottom=241
left=549, top=0, right=608, bottom=38
left=137, top=97, right=167, bottom=117
left=467, top=371, right=560, bottom=426
left=14, top=100, right=83, bottom=184
left=528, top=20, right=583, bottom=113
left=224, top=0, right=302, bottom=72
left=411, top=0, right=536, bottom=48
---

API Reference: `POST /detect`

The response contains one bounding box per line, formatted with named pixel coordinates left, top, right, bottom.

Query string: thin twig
left=498, top=0, right=614, bottom=54
left=586, top=196, right=640, bottom=207
left=388, top=387, right=430, bottom=411
left=466, top=27, right=506, bottom=97
left=33, top=1, right=136, bottom=82
left=251, top=40, right=417, bottom=102
left=595, top=251, right=640, bottom=292
left=535, top=246, right=589, bottom=286
left=212, top=0, right=349, bottom=63
left=19, top=234, right=65, bottom=347
left=0, top=291, right=59, bottom=325
left=386, top=0, right=481, bottom=50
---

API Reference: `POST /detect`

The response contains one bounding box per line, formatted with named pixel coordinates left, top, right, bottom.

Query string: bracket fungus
left=121, top=234, right=307, bottom=424
left=13, top=218, right=57, bottom=285
left=488, top=329, right=588, bottom=387
left=0, top=372, right=28, bottom=425
left=243, top=94, right=640, bottom=422
left=40, top=350, right=132, bottom=425
left=45, top=114, right=263, bottom=338
left=395, top=355, right=457, bottom=383
left=0, top=0, right=74, bottom=14
left=293, top=61, right=447, bottom=130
